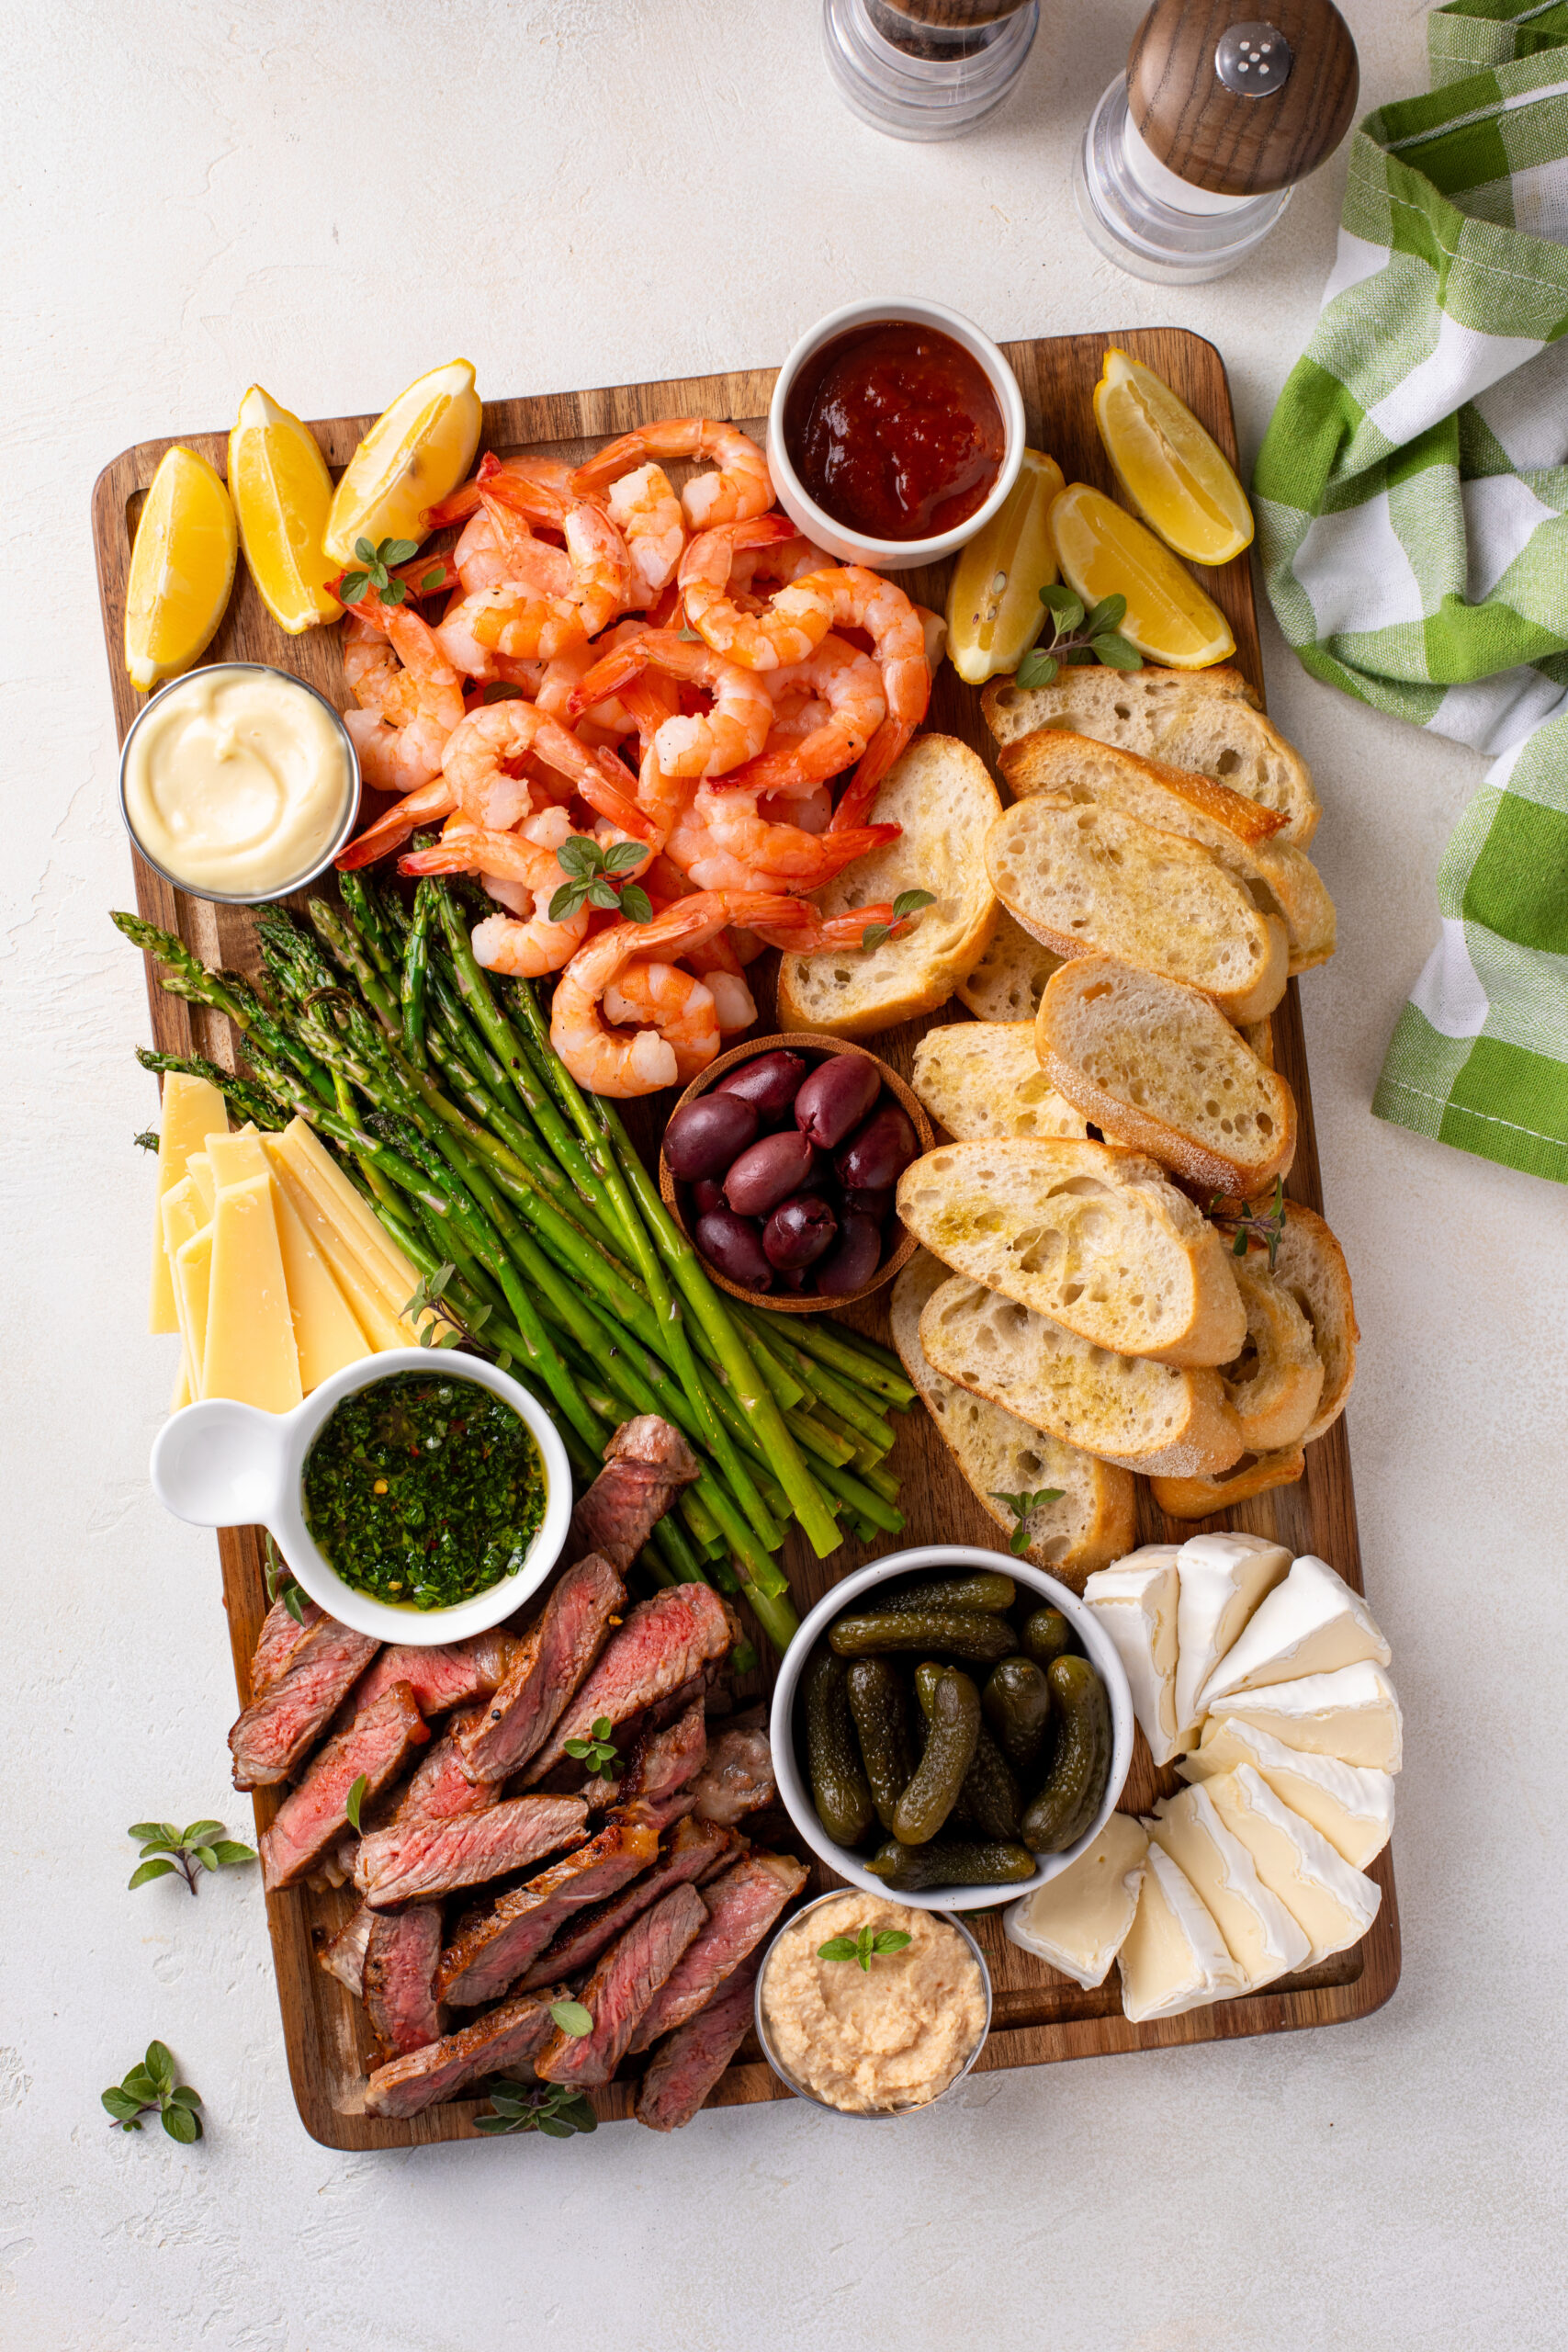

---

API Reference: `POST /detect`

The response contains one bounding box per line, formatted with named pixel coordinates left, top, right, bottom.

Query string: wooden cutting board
left=92, top=329, right=1399, bottom=2147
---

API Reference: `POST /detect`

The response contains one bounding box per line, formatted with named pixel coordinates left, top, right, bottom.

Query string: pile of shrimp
left=332, top=417, right=937, bottom=1096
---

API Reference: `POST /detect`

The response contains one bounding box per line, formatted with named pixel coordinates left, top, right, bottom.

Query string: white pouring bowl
left=149, top=1348, right=573, bottom=1645
left=770, top=1544, right=1135, bottom=1912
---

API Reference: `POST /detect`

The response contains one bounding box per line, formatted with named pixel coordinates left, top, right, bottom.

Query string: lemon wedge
left=124, top=446, right=238, bottom=693
left=228, top=387, right=343, bottom=633
left=1093, top=349, right=1254, bottom=567
left=946, top=449, right=1066, bottom=685
left=1049, top=483, right=1235, bottom=670
left=322, top=358, right=482, bottom=565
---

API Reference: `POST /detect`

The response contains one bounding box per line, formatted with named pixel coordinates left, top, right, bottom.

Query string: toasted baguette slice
left=1150, top=1446, right=1306, bottom=1521
left=998, top=731, right=1335, bottom=975
left=980, top=662, right=1320, bottom=846
left=775, top=734, right=1000, bottom=1037
left=897, top=1136, right=1246, bottom=1368
left=911, top=1021, right=1089, bottom=1147
left=954, top=907, right=1064, bottom=1023
left=1240, top=1016, right=1274, bottom=1069
left=919, top=1273, right=1243, bottom=1479
left=1266, top=1206, right=1358, bottom=1444
left=890, top=1251, right=1134, bottom=1588
left=1036, top=956, right=1296, bottom=1194
left=986, top=797, right=1288, bottom=1025
left=1221, top=1259, right=1324, bottom=1452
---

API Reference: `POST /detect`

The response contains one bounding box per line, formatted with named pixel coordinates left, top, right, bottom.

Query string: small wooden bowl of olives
left=657, top=1031, right=933, bottom=1313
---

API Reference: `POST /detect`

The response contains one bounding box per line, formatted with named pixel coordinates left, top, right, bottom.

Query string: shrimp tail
left=830, top=721, right=915, bottom=831
left=579, top=747, right=660, bottom=842
left=336, top=780, right=457, bottom=869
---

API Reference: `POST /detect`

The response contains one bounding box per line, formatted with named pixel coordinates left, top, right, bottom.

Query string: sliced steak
left=606, top=1700, right=707, bottom=1827
left=250, top=1591, right=323, bottom=1698
left=318, top=1902, right=375, bottom=1997
left=355, top=1795, right=588, bottom=1909
left=692, top=1727, right=777, bottom=1826
left=363, top=1983, right=568, bottom=2120
left=627, top=1851, right=807, bottom=2052
left=351, top=1629, right=517, bottom=1721
left=230, top=1617, right=380, bottom=1791
left=566, top=1415, right=701, bottom=1572
left=457, top=1554, right=625, bottom=1786
left=394, top=1717, right=501, bottom=1826
left=523, top=1587, right=735, bottom=1786
left=260, top=1684, right=429, bottom=1891
left=520, top=1815, right=738, bottom=1990
left=435, top=1815, right=660, bottom=2007
left=535, top=1882, right=707, bottom=2086
left=362, top=1906, right=445, bottom=2059
left=637, top=1958, right=760, bottom=2132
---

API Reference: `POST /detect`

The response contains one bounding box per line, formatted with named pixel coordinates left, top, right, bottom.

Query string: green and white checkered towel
left=1255, top=2, right=1568, bottom=1183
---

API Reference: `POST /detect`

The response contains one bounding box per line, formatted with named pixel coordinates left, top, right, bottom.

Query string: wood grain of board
left=92, top=330, right=1398, bottom=2148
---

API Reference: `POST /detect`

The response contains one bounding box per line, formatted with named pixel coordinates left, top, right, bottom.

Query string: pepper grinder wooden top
left=1128, top=0, right=1359, bottom=198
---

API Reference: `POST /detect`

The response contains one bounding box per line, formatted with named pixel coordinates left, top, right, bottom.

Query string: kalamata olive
left=843, top=1185, right=894, bottom=1222
left=814, top=1211, right=884, bottom=1296
left=763, top=1193, right=838, bottom=1272
left=691, top=1178, right=725, bottom=1217
left=777, top=1265, right=812, bottom=1294
left=723, top=1128, right=816, bottom=1218
left=663, top=1092, right=760, bottom=1182
left=794, top=1054, right=881, bottom=1150
left=835, top=1102, right=919, bottom=1193
left=714, top=1050, right=807, bottom=1118
left=695, top=1208, right=773, bottom=1292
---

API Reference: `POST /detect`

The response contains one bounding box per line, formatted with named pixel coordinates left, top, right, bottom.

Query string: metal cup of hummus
left=753, top=1888, right=991, bottom=2118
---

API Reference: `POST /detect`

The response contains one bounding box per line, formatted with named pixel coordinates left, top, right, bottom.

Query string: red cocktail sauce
left=784, top=321, right=1005, bottom=543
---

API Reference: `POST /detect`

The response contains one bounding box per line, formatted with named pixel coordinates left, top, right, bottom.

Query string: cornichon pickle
left=1021, top=1655, right=1111, bottom=1854
left=915, top=1662, right=1020, bottom=1839
left=876, top=1569, right=1016, bottom=1616
left=847, top=1657, right=919, bottom=1833
left=866, top=1834, right=1036, bottom=1890
left=892, top=1667, right=979, bottom=1844
left=1020, top=1606, right=1075, bottom=1669
left=803, top=1646, right=875, bottom=1847
left=829, top=1608, right=1017, bottom=1664
left=983, top=1655, right=1054, bottom=1776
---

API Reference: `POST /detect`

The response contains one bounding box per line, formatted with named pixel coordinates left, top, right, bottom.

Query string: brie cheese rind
left=1150, top=1782, right=1310, bottom=1990
left=1197, top=1554, right=1390, bottom=1709
left=1204, top=1765, right=1381, bottom=1966
left=1178, top=1716, right=1394, bottom=1869
left=1004, top=1815, right=1148, bottom=1988
left=1083, top=1546, right=1186, bottom=1764
left=1118, top=1841, right=1242, bottom=2022
left=1173, top=1532, right=1291, bottom=1733
left=1204, top=1660, right=1403, bottom=1773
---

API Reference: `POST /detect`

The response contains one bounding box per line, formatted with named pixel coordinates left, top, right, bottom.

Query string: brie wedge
left=1197, top=1554, right=1390, bottom=1708
left=1174, top=1532, right=1291, bottom=1734
left=1204, top=1765, right=1381, bottom=1965
left=1119, top=1841, right=1242, bottom=2022
left=1004, top=1815, right=1148, bottom=1987
left=1179, top=1717, right=1394, bottom=1870
left=1149, top=1782, right=1310, bottom=1989
left=1204, top=1660, right=1403, bottom=1772
left=1083, top=1546, right=1185, bottom=1764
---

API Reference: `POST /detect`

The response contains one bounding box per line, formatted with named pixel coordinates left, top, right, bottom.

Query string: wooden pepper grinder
left=1074, top=0, right=1359, bottom=282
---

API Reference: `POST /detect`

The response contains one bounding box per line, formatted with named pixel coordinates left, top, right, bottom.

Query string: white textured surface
left=5, top=3, right=1565, bottom=2346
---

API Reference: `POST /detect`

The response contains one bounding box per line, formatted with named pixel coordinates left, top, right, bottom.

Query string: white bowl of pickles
left=772, top=1544, right=1134, bottom=1912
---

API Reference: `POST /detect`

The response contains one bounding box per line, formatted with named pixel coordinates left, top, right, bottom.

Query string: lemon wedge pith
left=229, top=387, right=342, bottom=634
left=946, top=449, right=1066, bottom=685
left=1050, top=483, right=1235, bottom=671
left=124, top=446, right=238, bottom=693
left=323, top=358, right=483, bottom=565
left=1093, top=349, right=1254, bottom=568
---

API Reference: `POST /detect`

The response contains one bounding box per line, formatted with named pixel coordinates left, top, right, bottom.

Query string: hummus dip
left=760, top=1893, right=987, bottom=2113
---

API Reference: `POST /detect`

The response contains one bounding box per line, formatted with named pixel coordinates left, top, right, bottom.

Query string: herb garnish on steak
left=363, top=1984, right=569, bottom=2120
left=522, top=1586, right=735, bottom=1785
left=535, top=1882, right=708, bottom=2087
left=456, top=1553, right=625, bottom=1786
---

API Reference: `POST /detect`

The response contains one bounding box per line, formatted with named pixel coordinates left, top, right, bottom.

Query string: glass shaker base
left=1074, top=76, right=1291, bottom=284
left=821, top=0, right=1040, bottom=142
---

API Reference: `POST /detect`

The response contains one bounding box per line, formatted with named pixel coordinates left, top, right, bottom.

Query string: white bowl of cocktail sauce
left=119, top=662, right=359, bottom=904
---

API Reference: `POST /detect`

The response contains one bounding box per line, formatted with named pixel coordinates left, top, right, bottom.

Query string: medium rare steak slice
left=457, top=1554, right=625, bottom=1786
left=319, top=1902, right=375, bottom=1997
left=230, top=1617, right=380, bottom=1791
left=351, top=1629, right=517, bottom=1721
left=261, top=1684, right=428, bottom=1890
left=637, top=1958, right=760, bottom=2132
left=520, top=1815, right=738, bottom=1989
left=363, top=1906, right=445, bottom=2058
left=523, top=1587, right=735, bottom=1786
left=435, top=1815, right=660, bottom=2007
left=535, top=1882, right=707, bottom=2086
left=566, top=1415, right=701, bottom=1572
left=394, top=1717, right=501, bottom=1826
left=355, top=1795, right=588, bottom=1909
left=692, top=1727, right=777, bottom=1826
left=627, top=1851, right=807, bottom=2052
left=250, top=1591, right=323, bottom=1698
left=605, top=1700, right=707, bottom=1826
left=363, top=1984, right=568, bottom=2120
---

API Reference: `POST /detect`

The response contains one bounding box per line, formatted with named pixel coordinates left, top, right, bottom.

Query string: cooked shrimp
left=605, top=463, right=686, bottom=605
left=566, top=629, right=773, bottom=778
left=742, top=899, right=901, bottom=953
left=680, top=929, right=758, bottom=1034
left=792, top=567, right=931, bottom=829
left=679, top=515, right=836, bottom=670
left=339, top=586, right=466, bottom=795
left=712, top=635, right=886, bottom=794
left=536, top=623, right=675, bottom=742
left=336, top=775, right=456, bottom=871
left=434, top=588, right=552, bottom=685
left=441, top=699, right=655, bottom=840
left=425, top=454, right=573, bottom=531
left=572, top=419, right=773, bottom=529
left=468, top=499, right=630, bottom=659
left=399, top=818, right=591, bottom=977
left=665, top=781, right=898, bottom=895
left=601, top=962, right=720, bottom=1082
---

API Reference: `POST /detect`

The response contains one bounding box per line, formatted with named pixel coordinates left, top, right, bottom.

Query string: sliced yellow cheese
left=170, top=1354, right=193, bottom=1412
left=200, top=1173, right=304, bottom=1413
left=149, top=1071, right=229, bottom=1332
left=186, top=1152, right=216, bottom=1218
left=206, top=1125, right=271, bottom=1191
left=271, top=1180, right=377, bottom=1391
left=271, top=1118, right=421, bottom=1295
left=173, top=1225, right=214, bottom=1385
left=161, top=1180, right=209, bottom=1386
left=262, top=1144, right=417, bottom=1350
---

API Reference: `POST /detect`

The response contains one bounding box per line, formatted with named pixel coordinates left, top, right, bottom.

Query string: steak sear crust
left=355, top=1795, right=588, bottom=1910
left=691, top=1727, right=777, bottom=1826
left=260, top=1683, right=429, bottom=1890
left=519, top=1815, right=738, bottom=1990
left=535, top=1882, right=707, bottom=2087
left=457, top=1554, right=625, bottom=1787
left=363, top=1984, right=569, bottom=2120
left=523, top=1587, right=735, bottom=1786
left=627, top=1851, right=807, bottom=2052
left=434, top=1815, right=660, bottom=2008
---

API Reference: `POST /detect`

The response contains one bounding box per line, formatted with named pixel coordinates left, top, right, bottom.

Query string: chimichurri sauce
left=302, top=1372, right=546, bottom=1610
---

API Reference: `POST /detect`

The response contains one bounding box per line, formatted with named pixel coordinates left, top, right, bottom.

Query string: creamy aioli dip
left=123, top=665, right=353, bottom=897
left=760, top=1893, right=987, bottom=2113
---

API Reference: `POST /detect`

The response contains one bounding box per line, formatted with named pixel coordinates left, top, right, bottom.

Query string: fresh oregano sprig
left=339, top=536, right=423, bottom=608
left=548, top=1999, right=593, bottom=2039
left=988, top=1487, right=1066, bottom=1556
left=1015, top=585, right=1143, bottom=690
left=563, top=1717, right=620, bottom=1781
left=1209, top=1176, right=1288, bottom=1272
left=128, top=1819, right=255, bottom=1895
left=264, top=1533, right=310, bottom=1625
left=401, top=1260, right=471, bottom=1350
left=818, top=1926, right=912, bottom=1973
left=548, top=836, right=652, bottom=927
left=133, top=1128, right=159, bottom=1153
left=344, top=1774, right=369, bottom=1834
left=860, top=888, right=936, bottom=954
left=102, top=2042, right=203, bottom=2143
left=474, top=2077, right=598, bottom=2139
